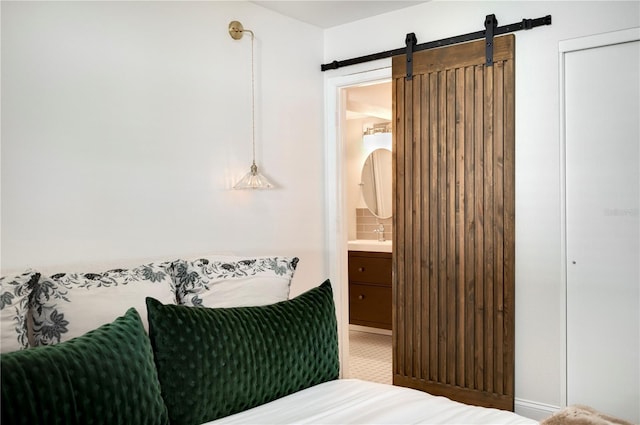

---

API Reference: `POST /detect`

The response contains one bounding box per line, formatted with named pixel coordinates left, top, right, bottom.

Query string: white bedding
left=205, top=379, right=538, bottom=424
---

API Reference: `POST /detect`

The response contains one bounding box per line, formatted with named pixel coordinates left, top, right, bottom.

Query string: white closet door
left=564, top=30, right=639, bottom=423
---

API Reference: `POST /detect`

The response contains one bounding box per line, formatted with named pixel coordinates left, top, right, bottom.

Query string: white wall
left=0, top=1, right=325, bottom=297
left=324, top=0, right=639, bottom=417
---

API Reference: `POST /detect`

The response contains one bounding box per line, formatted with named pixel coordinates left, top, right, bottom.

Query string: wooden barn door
left=392, top=35, right=515, bottom=410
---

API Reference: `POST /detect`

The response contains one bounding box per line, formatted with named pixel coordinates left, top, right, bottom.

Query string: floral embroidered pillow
left=0, top=270, right=39, bottom=353
left=172, top=257, right=299, bottom=308
left=30, top=262, right=176, bottom=346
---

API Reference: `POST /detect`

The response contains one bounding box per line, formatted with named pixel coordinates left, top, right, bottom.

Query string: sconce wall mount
left=228, top=21, right=248, bottom=40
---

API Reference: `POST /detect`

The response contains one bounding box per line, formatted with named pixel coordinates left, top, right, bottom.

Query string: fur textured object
left=541, top=405, right=634, bottom=425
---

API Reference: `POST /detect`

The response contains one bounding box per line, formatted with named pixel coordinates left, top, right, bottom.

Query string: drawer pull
left=358, top=294, right=365, bottom=300
left=358, top=267, right=365, bottom=272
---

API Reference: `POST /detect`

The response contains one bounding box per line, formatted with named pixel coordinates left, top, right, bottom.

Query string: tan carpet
left=347, top=330, right=392, bottom=385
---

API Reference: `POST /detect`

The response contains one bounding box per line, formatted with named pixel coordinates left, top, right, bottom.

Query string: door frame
left=559, top=26, right=640, bottom=409
left=325, top=66, right=391, bottom=376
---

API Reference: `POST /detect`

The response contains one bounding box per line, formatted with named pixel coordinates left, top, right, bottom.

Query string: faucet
left=373, top=224, right=385, bottom=242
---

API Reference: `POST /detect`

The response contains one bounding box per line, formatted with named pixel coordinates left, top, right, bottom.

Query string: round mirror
left=361, top=148, right=392, bottom=219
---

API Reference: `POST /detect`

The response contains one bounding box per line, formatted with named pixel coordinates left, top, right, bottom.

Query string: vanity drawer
left=349, top=283, right=392, bottom=330
left=348, top=251, right=392, bottom=285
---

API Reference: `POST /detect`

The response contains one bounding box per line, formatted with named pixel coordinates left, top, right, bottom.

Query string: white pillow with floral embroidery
left=30, top=262, right=176, bottom=346
left=172, top=257, right=299, bottom=308
left=0, top=270, right=39, bottom=353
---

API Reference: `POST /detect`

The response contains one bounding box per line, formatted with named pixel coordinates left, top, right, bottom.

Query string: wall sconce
left=363, top=122, right=392, bottom=151
left=229, top=21, right=273, bottom=190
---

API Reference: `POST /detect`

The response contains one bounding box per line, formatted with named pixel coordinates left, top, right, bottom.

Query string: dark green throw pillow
left=1, top=308, right=169, bottom=425
left=146, top=279, right=339, bottom=425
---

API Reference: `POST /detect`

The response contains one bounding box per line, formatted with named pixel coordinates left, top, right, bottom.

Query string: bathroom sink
left=347, top=239, right=392, bottom=253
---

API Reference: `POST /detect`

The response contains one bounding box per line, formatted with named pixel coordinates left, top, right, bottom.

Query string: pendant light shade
left=233, top=162, right=273, bottom=190
left=229, top=21, right=273, bottom=190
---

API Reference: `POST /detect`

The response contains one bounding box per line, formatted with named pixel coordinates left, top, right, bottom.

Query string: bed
left=207, top=378, right=536, bottom=424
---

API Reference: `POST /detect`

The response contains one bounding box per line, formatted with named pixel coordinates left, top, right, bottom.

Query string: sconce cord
left=247, top=29, right=256, bottom=166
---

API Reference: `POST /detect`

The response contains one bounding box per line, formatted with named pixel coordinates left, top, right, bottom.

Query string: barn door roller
left=405, top=33, right=417, bottom=81
left=485, top=14, right=497, bottom=66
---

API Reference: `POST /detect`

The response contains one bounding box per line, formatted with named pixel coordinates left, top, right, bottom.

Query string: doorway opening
left=325, top=66, right=392, bottom=383
left=343, top=81, right=392, bottom=384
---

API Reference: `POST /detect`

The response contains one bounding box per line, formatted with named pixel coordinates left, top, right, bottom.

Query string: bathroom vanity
left=347, top=247, right=392, bottom=330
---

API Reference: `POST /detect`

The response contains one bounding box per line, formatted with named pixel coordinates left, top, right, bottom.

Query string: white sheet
left=205, top=379, right=538, bottom=424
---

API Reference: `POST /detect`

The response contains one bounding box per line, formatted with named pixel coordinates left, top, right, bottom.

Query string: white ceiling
left=251, top=1, right=427, bottom=29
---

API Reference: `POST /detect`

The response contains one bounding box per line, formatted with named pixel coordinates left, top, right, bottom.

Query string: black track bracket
left=485, top=14, right=497, bottom=66
left=405, top=33, right=417, bottom=80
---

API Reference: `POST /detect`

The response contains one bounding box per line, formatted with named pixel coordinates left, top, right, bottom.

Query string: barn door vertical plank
left=464, top=64, right=477, bottom=390
left=502, top=57, right=516, bottom=400
left=483, top=62, right=495, bottom=395
left=454, top=66, right=466, bottom=387
left=393, top=76, right=406, bottom=378
left=428, top=71, right=440, bottom=383
left=440, top=68, right=453, bottom=385
left=420, top=74, right=432, bottom=381
left=412, top=74, right=424, bottom=378
left=473, top=64, right=486, bottom=392
left=404, top=75, right=415, bottom=378
left=493, top=61, right=505, bottom=396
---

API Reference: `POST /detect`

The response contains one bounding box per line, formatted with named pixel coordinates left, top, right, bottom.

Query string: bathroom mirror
left=361, top=148, right=392, bottom=219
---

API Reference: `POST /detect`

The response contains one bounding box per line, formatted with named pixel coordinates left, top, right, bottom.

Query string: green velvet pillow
left=146, top=279, right=339, bottom=425
left=1, top=308, right=169, bottom=425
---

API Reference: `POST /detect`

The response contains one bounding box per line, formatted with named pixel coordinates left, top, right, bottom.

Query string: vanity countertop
left=347, top=239, right=392, bottom=253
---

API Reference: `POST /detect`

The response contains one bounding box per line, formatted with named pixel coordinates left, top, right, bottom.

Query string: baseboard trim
left=515, top=398, right=561, bottom=421
left=349, top=324, right=392, bottom=336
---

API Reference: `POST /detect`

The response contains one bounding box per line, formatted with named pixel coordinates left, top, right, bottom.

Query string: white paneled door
left=563, top=29, right=639, bottom=423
